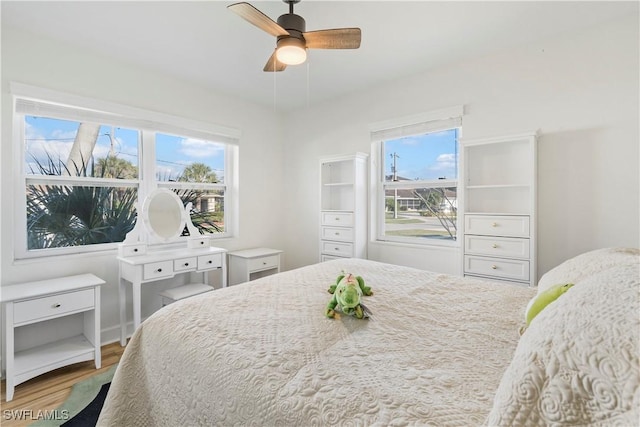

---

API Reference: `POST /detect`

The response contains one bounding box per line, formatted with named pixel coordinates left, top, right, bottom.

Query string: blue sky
left=24, top=116, right=225, bottom=180
left=383, top=128, right=458, bottom=181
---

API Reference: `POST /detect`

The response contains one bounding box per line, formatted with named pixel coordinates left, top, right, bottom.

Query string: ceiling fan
left=228, top=0, right=361, bottom=72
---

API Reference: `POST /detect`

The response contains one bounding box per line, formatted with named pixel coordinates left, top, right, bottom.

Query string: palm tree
left=26, top=152, right=138, bottom=249
left=179, top=162, right=218, bottom=183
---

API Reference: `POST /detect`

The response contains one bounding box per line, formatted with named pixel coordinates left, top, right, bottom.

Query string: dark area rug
left=62, top=382, right=110, bottom=426
left=29, top=365, right=116, bottom=427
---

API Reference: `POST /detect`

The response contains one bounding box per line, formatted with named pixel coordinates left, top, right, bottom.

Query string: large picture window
left=371, top=107, right=462, bottom=246
left=13, top=84, right=239, bottom=259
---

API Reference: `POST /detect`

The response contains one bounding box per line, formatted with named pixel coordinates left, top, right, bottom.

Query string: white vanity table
left=117, top=189, right=227, bottom=346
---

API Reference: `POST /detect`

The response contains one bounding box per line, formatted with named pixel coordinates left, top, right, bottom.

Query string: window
left=371, top=107, right=463, bottom=246
left=155, top=133, right=227, bottom=235
left=13, top=83, right=239, bottom=259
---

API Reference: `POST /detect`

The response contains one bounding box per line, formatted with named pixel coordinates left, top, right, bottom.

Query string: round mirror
left=142, top=189, right=186, bottom=243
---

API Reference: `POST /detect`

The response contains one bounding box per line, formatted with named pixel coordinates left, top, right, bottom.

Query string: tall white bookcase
left=319, top=153, right=368, bottom=262
left=459, top=132, right=537, bottom=286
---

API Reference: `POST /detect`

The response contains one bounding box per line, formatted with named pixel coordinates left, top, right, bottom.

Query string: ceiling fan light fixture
left=276, top=37, right=307, bottom=65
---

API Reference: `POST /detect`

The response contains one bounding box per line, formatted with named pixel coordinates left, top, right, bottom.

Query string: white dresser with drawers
left=460, top=132, right=537, bottom=286
left=2, top=274, right=105, bottom=401
left=117, top=242, right=227, bottom=345
left=319, top=153, right=368, bottom=262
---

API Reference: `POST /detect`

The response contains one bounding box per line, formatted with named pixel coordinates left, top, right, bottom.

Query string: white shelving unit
left=460, top=132, right=537, bottom=286
left=2, top=274, right=105, bottom=401
left=319, top=153, right=368, bottom=261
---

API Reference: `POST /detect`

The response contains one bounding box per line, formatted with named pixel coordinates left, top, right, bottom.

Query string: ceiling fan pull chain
left=306, top=59, right=310, bottom=109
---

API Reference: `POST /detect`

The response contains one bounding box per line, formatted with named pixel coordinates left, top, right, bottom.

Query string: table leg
left=132, top=281, right=142, bottom=331
left=119, top=277, right=127, bottom=347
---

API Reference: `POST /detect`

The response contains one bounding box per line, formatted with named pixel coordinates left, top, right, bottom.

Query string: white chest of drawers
left=2, top=274, right=105, bottom=401
left=463, top=214, right=532, bottom=284
left=117, top=246, right=227, bottom=345
left=228, top=248, right=283, bottom=285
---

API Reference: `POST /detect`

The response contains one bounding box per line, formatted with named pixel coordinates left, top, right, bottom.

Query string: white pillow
left=487, top=262, right=640, bottom=425
left=537, top=247, right=639, bottom=294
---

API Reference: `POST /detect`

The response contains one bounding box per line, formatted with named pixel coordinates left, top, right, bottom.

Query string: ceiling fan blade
left=303, top=28, right=361, bottom=49
left=263, top=51, right=287, bottom=72
left=228, top=2, right=289, bottom=38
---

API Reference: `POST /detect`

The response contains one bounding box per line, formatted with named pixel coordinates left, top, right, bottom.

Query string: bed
left=98, top=249, right=639, bottom=426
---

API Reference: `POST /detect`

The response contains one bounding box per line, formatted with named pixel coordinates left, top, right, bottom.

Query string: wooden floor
left=0, top=342, right=125, bottom=427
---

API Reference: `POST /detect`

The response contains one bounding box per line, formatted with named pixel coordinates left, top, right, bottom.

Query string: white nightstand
left=228, top=248, right=283, bottom=285
left=2, top=274, right=105, bottom=402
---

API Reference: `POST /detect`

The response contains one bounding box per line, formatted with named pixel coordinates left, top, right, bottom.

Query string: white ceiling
left=2, top=1, right=637, bottom=111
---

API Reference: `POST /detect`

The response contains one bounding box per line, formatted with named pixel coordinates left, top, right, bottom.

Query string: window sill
left=371, top=238, right=459, bottom=250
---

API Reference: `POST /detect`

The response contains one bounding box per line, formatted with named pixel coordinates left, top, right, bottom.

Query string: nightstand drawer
left=14, top=288, right=95, bottom=325
left=198, top=253, right=222, bottom=270
left=464, top=235, right=530, bottom=258
left=174, top=257, right=197, bottom=272
left=321, top=241, right=353, bottom=257
left=321, top=226, right=354, bottom=242
left=464, top=255, right=530, bottom=282
left=465, top=215, right=529, bottom=238
left=143, top=261, right=173, bottom=280
left=247, top=255, right=279, bottom=272
left=321, top=211, right=354, bottom=227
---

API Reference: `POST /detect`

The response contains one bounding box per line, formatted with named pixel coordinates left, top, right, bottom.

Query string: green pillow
left=525, top=283, right=574, bottom=326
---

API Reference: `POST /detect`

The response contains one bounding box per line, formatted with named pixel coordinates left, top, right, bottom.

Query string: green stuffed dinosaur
left=325, top=273, right=373, bottom=319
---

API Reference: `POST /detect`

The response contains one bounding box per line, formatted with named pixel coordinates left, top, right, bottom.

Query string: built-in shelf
left=319, top=153, right=368, bottom=261
left=460, top=132, right=537, bottom=286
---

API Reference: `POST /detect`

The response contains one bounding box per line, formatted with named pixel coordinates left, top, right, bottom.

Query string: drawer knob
left=157, top=268, right=162, bottom=273
left=492, top=222, right=498, bottom=227
left=492, top=244, right=498, bottom=248
left=200, top=241, right=205, bottom=245
left=491, top=265, right=498, bottom=270
left=184, top=263, right=189, bottom=267
left=208, top=260, right=213, bottom=264
left=263, top=261, right=267, bottom=265
left=335, top=217, right=340, bottom=221
left=133, top=248, right=138, bottom=252
left=335, top=247, right=340, bottom=251
left=335, top=232, right=340, bottom=236
left=52, top=303, right=61, bottom=308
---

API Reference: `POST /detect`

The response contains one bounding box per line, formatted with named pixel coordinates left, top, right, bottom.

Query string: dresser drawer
left=174, top=257, right=197, bottom=272
left=321, top=226, right=354, bottom=242
left=247, top=255, right=279, bottom=272
left=119, top=244, right=147, bottom=257
left=465, top=215, right=529, bottom=238
left=321, top=211, right=354, bottom=227
left=14, top=288, right=95, bottom=325
left=464, top=235, right=530, bottom=259
left=143, top=261, right=174, bottom=280
left=321, top=241, right=353, bottom=257
left=198, top=253, right=222, bottom=270
left=464, top=255, right=530, bottom=282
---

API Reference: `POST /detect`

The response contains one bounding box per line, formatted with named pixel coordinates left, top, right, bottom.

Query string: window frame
left=11, top=83, right=239, bottom=260
left=369, top=106, right=463, bottom=248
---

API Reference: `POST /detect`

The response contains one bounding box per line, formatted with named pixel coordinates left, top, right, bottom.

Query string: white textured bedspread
left=98, top=259, right=534, bottom=426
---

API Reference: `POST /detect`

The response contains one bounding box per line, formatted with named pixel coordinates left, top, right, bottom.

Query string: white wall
left=0, top=27, right=286, bottom=343
left=282, top=15, right=639, bottom=277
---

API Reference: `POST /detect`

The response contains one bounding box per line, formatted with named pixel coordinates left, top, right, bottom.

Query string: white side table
left=2, top=274, right=105, bottom=402
left=228, top=248, right=283, bottom=285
